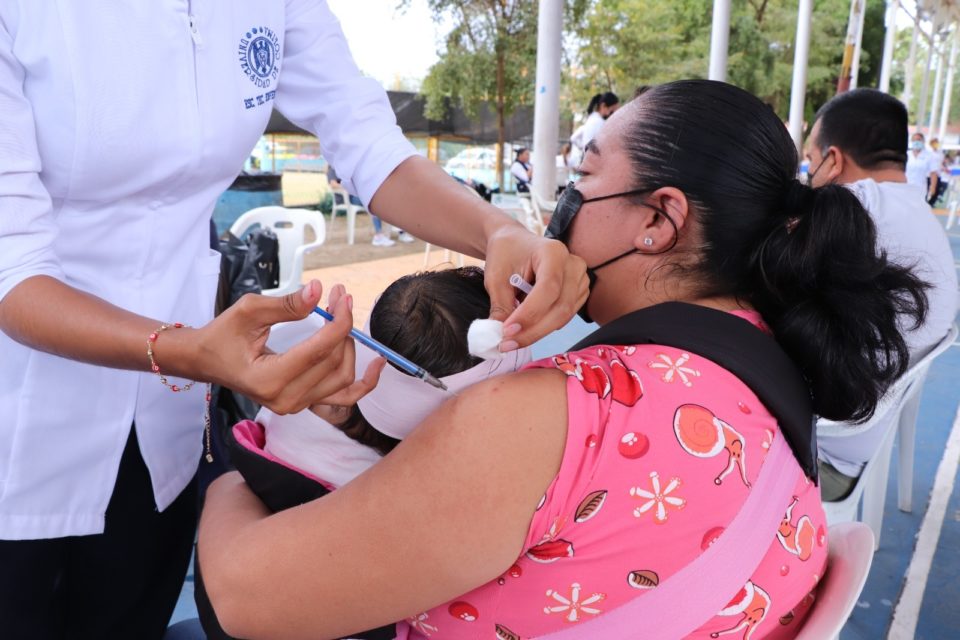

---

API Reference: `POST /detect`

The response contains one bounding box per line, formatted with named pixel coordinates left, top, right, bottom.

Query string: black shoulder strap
left=570, top=302, right=818, bottom=480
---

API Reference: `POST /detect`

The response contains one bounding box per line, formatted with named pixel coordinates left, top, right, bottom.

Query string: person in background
left=0, top=2, right=588, bottom=637
left=510, top=147, right=533, bottom=193
left=930, top=138, right=950, bottom=205
left=327, top=164, right=395, bottom=247
left=570, top=91, right=621, bottom=154
left=557, top=143, right=573, bottom=195
left=805, top=89, right=957, bottom=501
left=906, top=132, right=941, bottom=205
left=199, top=80, right=925, bottom=640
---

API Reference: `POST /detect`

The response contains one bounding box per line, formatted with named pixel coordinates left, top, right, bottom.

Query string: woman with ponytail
left=200, top=81, right=926, bottom=639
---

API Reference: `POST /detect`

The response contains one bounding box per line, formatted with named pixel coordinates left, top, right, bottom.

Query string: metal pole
left=789, top=0, right=814, bottom=151
left=837, top=0, right=865, bottom=93
left=916, top=27, right=937, bottom=130
left=531, top=0, right=563, bottom=205
left=903, top=18, right=920, bottom=105
left=938, top=32, right=958, bottom=141
left=929, top=41, right=946, bottom=132
left=850, top=0, right=868, bottom=88
left=708, top=0, right=732, bottom=81
left=879, top=0, right=899, bottom=92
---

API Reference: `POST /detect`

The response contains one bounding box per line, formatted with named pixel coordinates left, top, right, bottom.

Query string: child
left=197, top=267, right=531, bottom=640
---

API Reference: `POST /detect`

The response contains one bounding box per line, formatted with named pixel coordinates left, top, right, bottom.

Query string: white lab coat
left=0, top=0, right=415, bottom=539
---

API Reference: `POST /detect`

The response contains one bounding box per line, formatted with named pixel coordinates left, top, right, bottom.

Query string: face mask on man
left=911, top=140, right=925, bottom=151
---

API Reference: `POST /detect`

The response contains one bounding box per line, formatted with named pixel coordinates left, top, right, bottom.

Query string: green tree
left=401, top=0, right=540, bottom=183
left=568, top=0, right=888, bottom=125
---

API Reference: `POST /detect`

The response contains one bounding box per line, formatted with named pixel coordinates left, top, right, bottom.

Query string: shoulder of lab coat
left=276, top=0, right=416, bottom=206
left=0, top=13, right=65, bottom=305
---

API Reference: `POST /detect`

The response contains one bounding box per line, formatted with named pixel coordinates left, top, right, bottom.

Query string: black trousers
left=0, top=428, right=198, bottom=640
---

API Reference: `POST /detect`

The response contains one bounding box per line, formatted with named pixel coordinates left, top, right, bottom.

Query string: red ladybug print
left=674, top=404, right=751, bottom=487
left=552, top=355, right=610, bottom=399
left=711, top=581, right=771, bottom=639
left=618, top=432, right=650, bottom=459
left=448, top=601, right=478, bottom=622
left=776, top=497, right=816, bottom=561
left=610, top=357, right=643, bottom=406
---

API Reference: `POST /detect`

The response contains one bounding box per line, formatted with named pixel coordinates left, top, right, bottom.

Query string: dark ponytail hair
left=586, top=93, right=602, bottom=115
left=623, top=80, right=928, bottom=423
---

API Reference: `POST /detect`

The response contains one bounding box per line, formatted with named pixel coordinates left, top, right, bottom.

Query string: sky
left=326, top=0, right=443, bottom=88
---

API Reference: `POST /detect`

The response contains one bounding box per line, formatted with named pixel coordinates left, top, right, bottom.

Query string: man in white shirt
left=805, top=89, right=958, bottom=501
left=905, top=131, right=941, bottom=205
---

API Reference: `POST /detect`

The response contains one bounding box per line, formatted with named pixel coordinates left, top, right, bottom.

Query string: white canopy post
left=917, top=28, right=937, bottom=130
left=879, top=0, right=899, bottom=92
left=850, top=0, right=868, bottom=88
left=531, top=0, right=563, bottom=206
left=708, top=0, right=732, bottom=81
left=903, top=17, right=921, bottom=104
left=838, top=0, right=865, bottom=93
left=938, top=31, right=958, bottom=141
left=929, top=40, right=946, bottom=132
left=789, top=0, right=814, bottom=151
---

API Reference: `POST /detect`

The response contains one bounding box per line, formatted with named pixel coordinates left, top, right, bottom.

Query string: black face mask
left=546, top=182, right=679, bottom=323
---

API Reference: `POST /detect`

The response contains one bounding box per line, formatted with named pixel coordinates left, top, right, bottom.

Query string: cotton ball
left=468, top=319, right=508, bottom=360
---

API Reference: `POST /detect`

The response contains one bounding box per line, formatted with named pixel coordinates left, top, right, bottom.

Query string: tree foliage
left=567, top=0, right=888, bottom=122
left=400, top=0, right=542, bottom=181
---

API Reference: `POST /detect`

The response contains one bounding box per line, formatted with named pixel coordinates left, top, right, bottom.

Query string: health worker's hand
left=483, top=227, right=589, bottom=350
left=189, top=280, right=385, bottom=415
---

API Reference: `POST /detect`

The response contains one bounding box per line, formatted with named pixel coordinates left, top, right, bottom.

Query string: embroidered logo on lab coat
left=238, top=26, right=280, bottom=89
left=239, top=26, right=281, bottom=110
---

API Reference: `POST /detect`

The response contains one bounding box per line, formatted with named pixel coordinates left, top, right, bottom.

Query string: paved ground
left=170, top=211, right=960, bottom=639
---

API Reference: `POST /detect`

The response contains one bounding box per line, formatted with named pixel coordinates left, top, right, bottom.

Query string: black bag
left=245, top=227, right=280, bottom=291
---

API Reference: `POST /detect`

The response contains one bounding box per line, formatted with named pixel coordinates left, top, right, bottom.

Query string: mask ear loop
left=587, top=202, right=681, bottom=273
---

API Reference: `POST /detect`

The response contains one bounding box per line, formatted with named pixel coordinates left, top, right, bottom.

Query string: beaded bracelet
left=147, top=323, right=214, bottom=462
left=147, top=323, right=198, bottom=393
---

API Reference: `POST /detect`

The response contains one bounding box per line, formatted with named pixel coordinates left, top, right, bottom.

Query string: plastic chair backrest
left=229, top=206, right=326, bottom=285
left=794, top=522, right=874, bottom=640
left=820, top=324, right=957, bottom=543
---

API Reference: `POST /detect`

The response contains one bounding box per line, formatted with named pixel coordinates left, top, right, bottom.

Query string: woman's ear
left=634, top=187, right=688, bottom=252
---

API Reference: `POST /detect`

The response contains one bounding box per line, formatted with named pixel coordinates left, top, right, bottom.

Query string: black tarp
left=265, top=90, right=570, bottom=145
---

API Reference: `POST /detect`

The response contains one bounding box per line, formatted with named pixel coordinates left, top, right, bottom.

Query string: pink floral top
left=398, top=312, right=826, bottom=640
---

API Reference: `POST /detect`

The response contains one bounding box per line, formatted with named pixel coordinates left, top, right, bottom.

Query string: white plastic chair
left=518, top=195, right=546, bottom=236
left=229, top=206, right=326, bottom=297
left=794, top=522, right=875, bottom=640
left=328, top=183, right=363, bottom=245
left=531, top=190, right=557, bottom=231
left=821, top=324, right=957, bottom=548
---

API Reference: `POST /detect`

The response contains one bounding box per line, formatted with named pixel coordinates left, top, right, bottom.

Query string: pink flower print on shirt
left=629, top=471, right=685, bottom=524
left=776, top=497, right=817, bottom=561
left=543, top=583, right=606, bottom=623
left=408, top=612, right=439, bottom=636
left=710, top=581, right=771, bottom=640
left=674, top=404, right=751, bottom=488
left=648, top=352, right=701, bottom=387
